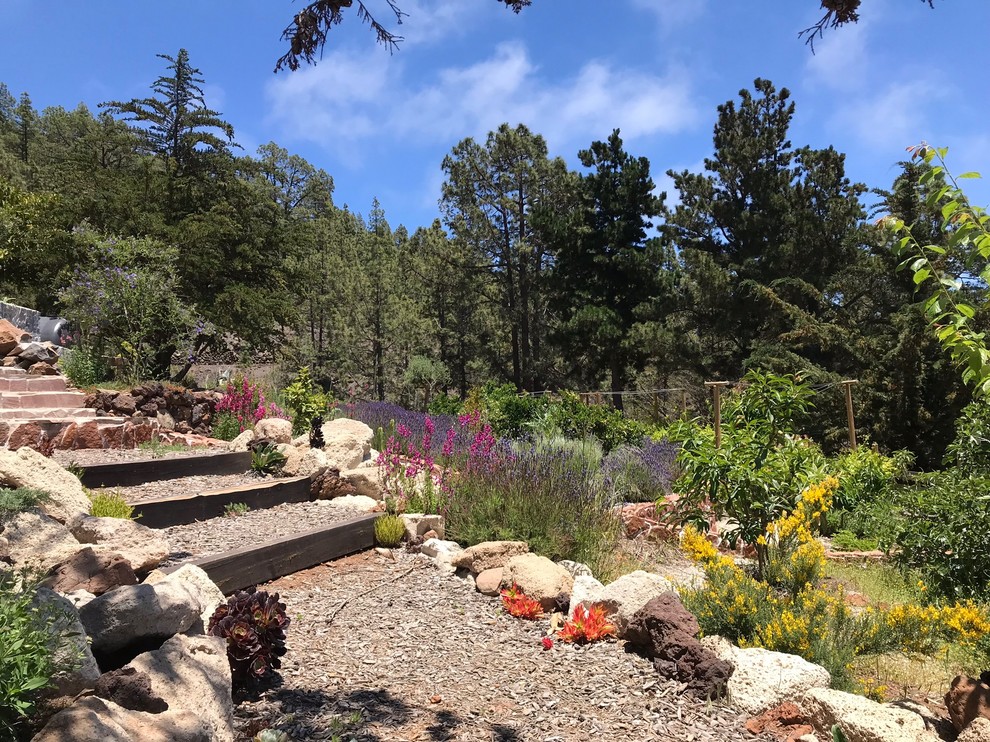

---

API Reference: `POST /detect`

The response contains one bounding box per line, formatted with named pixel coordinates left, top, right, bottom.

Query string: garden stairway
left=0, top=367, right=156, bottom=449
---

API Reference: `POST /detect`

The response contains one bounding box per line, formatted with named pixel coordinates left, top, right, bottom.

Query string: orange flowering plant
left=500, top=584, right=544, bottom=619
left=557, top=603, right=616, bottom=644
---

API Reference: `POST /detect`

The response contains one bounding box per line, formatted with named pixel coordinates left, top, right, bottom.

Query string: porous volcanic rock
left=945, top=674, right=990, bottom=732
left=44, top=547, right=138, bottom=596
left=625, top=593, right=733, bottom=700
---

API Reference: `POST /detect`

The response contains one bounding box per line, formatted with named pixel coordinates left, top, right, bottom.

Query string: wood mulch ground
left=235, top=549, right=770, bottom=742
left=52, top=445, right=226, bottom=468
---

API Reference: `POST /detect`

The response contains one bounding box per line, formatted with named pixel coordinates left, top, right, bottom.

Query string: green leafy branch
left=883, top=144, right=990, bottom=394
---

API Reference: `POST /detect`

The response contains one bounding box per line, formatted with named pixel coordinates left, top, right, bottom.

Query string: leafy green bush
left=945, top=399, right=990, bottom=473
left=211, top=411, right=241, bottom=442
left=0, top=570, right=72, bottom=738
left=281, top=367, right=329, bottom=435
left=0, top=489, right=50, bottom=517
left=57, top=345, right=110, bottom=388
left=671, top=371, right=821, bottom=579
left=87, top=490, right=135, bottom=520
left=251, top=443, right=286, bottom=475
left=468, top=382, right=544, bottom=439
left=891, top=472, right=990, bottom=602
left=427, top=394, right=462, bottom=416
left=545, top=391, right=652, bottom=453
left=831, top=447, right=912, bottom=512
left=374, top=514, right=406, bottom=546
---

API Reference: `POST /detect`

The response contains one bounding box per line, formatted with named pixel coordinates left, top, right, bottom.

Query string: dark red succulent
left=208, top=587, right=290, bottom=688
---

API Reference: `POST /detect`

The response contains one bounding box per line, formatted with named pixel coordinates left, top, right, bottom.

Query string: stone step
left=0, top=367, right=28, bottom=378
left=0, top=376, right=68, bottom=392
left=0, top=407, right=98, bottom=420
left=0, top=391, right=89, bottom=409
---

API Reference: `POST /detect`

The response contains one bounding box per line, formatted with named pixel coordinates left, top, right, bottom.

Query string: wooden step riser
left=80, top=451, right=253, bottom=488
left=130, top=476, right=311, bottom=529
left=169, top=514, right=377, bottom=594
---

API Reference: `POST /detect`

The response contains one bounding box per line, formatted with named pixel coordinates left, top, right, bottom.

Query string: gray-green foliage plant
left=0, top=488, right=50, bottom=517
left=0, top=570, right=73, bottom=738
left=671, top=370, right=821, bottom=579
left=944, top=398, right=990, bottom=473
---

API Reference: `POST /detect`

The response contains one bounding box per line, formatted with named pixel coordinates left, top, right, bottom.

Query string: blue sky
left=1, top=0, right=988, bottom=230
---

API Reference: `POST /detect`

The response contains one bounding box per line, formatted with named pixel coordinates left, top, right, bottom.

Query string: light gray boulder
left=800, top=688, right=940, bottom=742
left=0, top=447, right=91, bottom=523
left=319, top=494, right=380, bottom=513
left=282, top=446, right=328, bottom=478
left=68, top=514, right=169, bottom=574
left=450, top=540, right=529, bottom=574
left=401, top=513, right=444, bottom=541
left=33, top=587, right=101, bottom=696
left=702, top=635, right=831, bottom=716
left=321, top=418, right=373, bottom=469
left=225, top=429, right=253, bottom=452
left=1, top=508, right=81, bottom=572
left=341, top=466, right=385, bottom=499
left=254, top=417, right=292, bottom=444
left=144, top=563, right=225, bottom=633
left=581, top=570, right=677, bottom=636
left=500, top=553, right=574, bottom=611
left=79, top=581, right=203, bottom=654
left=32, top=634, right=233, bottom=742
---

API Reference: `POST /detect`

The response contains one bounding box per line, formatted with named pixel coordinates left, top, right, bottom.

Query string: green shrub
left=831, top=447, right=912, bottom=513
left=945, top=398, right=990, bottom=473
left=281, top=366, right=329, bottom=435
left=374, top=514, right=406, bottom=547
left=671, top=371, right=821, bottom=579
left=87, top=490, right=135, bottom=520
left=0, top=569, right=75, bottom=738
left=891, top=472, right=990, bottom=602
left=251, top=443, right=286, bottom=475
left=428, top=393, right=462, bottom=416
left=57, top=345, right=110, bottom=388
left=0, top=489, right=50, bottom=517
left=223, top=502, right=250, bottom=517
left=211, top=411, right=242, bottom=442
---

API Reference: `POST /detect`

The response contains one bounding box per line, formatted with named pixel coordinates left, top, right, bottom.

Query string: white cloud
left=628, top=0, right=707, bottom=31
left=831, top=80, right=942, bottom=152
left=804, top=18, right=869, bottom=92
left=265, top=41, right=699, bottom=162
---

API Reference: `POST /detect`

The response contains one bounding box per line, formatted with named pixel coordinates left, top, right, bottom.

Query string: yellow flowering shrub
left=680, top=475, right=990, bottom=691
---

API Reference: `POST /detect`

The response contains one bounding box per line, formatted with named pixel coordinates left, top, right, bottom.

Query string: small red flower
left=541, top=637, right=554, bottom=651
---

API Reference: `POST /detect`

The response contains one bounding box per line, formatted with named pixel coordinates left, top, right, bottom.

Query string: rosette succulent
left=208, top=588, right=290, bottom=687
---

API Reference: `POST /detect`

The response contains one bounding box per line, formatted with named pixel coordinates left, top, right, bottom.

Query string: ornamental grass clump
left=208, top=588, right=290, bottom=689
left=87, top=490, right=136, bottom=520
left=374, top=514, right=405, bottom=547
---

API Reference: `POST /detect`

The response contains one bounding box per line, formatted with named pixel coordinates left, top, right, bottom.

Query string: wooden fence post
left=704, top=382, right=731, bottom=448
left=842, top=380, right=859, bottom=451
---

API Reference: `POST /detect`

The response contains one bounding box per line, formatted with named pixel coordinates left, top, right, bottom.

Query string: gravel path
left=97, top=472, right=271, bottom=504
left=162, top=500, right=371, bottom=566
left=236, top=550, right=769, bottom=742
